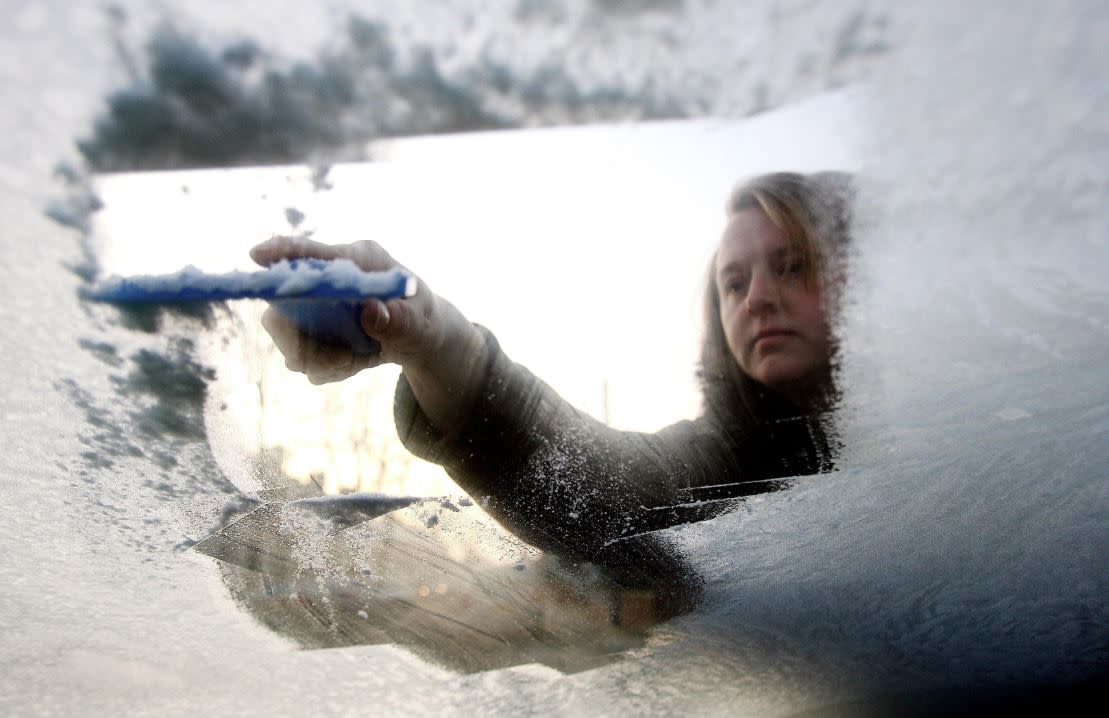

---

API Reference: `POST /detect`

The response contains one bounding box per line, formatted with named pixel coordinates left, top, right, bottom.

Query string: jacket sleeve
left=393, top=326, right=797, bottom=559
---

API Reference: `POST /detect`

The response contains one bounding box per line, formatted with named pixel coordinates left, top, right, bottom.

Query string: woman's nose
left=745, top=270, right=780, bottom=314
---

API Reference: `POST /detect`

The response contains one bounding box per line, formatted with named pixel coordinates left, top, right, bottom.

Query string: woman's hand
left=250, top=235, right=488, bottom=435
left=251, top=236, right=442, bottom=382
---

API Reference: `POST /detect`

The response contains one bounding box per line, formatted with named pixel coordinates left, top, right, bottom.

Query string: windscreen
left=1, top=1, right=1104, bottom=715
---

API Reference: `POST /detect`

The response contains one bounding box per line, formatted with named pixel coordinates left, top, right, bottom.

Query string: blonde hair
left=699, top=171, right=853, bottom=423
left=725, top=171, right=852, bottom=285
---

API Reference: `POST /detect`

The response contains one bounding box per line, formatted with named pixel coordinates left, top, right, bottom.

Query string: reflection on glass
left=90, top=92, right=860, bottom=501
left=88, top=97, right=859, bottom=670
left=193, top=488, right=697, bottom=673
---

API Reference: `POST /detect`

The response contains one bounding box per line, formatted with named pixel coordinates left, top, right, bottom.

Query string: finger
left=359, top=295, right=437, bottom=367
left=287, top=341, right=360, bottom=376
left=343, top=239, right=403, bottom=273
left=359, top=296, right=428, bottom=347
left=261, top=306, right=360, bottom=374
left=250, top=235, right=346, bottom=267
left=359, top=299, right=391, bottom=337
left=308, top=343, right=359, bottom=371
left=379, top=295, right=428, bottom=342
left=306, top=353, right=382, bottom=384
left=261, top=307, right=308, bottom=369
left=251, top=236, right=405, bottom=276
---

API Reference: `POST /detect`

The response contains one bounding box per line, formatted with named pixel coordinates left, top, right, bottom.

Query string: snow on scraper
left=86, top=258, right=418, bottom=355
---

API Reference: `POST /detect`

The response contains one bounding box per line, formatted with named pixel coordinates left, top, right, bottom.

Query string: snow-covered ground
left=1, top=1, right=1105, bottom=715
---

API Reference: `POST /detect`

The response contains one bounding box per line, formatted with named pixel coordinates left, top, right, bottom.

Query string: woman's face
left=715, top=208, right=832, bottom=399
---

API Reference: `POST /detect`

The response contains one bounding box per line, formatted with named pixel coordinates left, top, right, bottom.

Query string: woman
left=252, top=171, right=852, bottom=560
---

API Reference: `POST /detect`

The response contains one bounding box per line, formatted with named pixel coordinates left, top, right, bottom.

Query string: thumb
left=360, top=296, right=431, bottom=359
left=360, top=299, right=391, bottom=338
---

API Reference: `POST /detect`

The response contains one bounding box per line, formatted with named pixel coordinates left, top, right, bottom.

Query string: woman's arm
left=393, top=327, right=791, bottom=559
left=253, top=237, right=818, bottom=559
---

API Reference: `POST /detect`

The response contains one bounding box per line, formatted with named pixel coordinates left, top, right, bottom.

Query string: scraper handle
left=268, top=260, right=416, bottom=357
left=271, top=299, right=382, bottom=356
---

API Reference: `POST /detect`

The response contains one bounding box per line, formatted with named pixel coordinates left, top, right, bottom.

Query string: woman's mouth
left=752, top=329, right=794, bottom=349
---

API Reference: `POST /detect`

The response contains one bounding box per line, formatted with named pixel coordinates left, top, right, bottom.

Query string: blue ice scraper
left=86, top=258, right=417, bottom=355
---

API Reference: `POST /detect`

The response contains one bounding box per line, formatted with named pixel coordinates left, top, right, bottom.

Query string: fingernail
left=364, top=301, right=389, bottom=334
left=376, top=304, right=390, bottom=332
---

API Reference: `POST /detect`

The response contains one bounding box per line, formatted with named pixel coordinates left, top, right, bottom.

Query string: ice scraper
left=85, top=258, right=417, bottom=355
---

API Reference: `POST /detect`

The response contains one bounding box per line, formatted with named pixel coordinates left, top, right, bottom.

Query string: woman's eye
left=771, top=256, right=804, bottom=278
left=726, top=278, right=748, bottom=294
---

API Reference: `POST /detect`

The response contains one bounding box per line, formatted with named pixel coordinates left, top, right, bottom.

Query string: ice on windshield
left=2, top=1, right=1105, bottom=715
